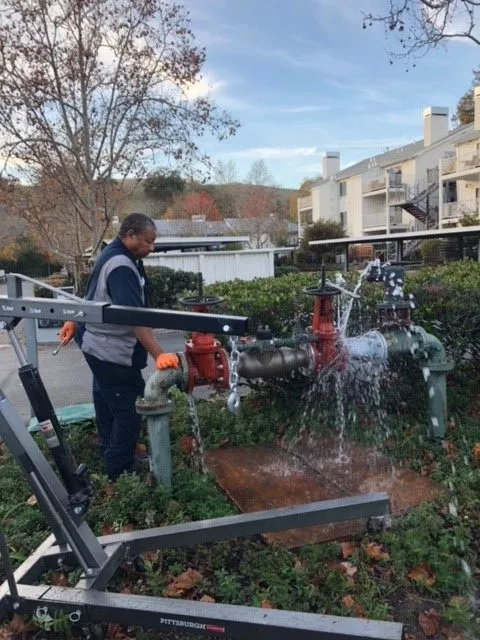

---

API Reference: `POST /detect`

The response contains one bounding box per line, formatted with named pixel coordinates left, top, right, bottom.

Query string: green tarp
left=28, top=403, right=95, bottom=432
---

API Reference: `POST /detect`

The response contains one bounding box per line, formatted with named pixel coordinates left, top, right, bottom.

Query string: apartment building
left=298, top=97, right=480, bottom=240
left=439, top=87, right=480, bottom=227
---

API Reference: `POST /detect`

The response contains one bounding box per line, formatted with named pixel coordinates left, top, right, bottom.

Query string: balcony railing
left=363, top=210, right=406, bottom=229
left=363, top=212, right=386, bottom=228
left=362, top=177, right=387, bottom=194
left=442, top=199, right=479, bottom=220
left=297, top=195, right=312, bottom=210
left=441, top=152, right=480, bottom=175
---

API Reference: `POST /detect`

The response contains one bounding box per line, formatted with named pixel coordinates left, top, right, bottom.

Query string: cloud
left=278, top=105, right=330, bottom=114
left=220, top=146, right=320, bottom=159
left=183, top=75, right=228, bottom=100
left=270, top=47, right=356, bottom=77
left=376, top=108, right=423, bottom=127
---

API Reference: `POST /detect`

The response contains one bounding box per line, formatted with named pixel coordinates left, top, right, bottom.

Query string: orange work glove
left=58, top=321, right=77, bottom=344
left=156, top=353, right=179, bottom=370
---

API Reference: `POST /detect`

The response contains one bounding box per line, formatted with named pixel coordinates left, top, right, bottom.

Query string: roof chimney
left=322, top=151, right=340, bottom=179
left=423, top=107, right=449, bottom=147
left=474, top=86, right=480, bottom=130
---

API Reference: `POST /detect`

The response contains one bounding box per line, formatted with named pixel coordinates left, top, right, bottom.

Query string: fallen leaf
left=341, top=595, right=355, bottom=609
left=418, top=608, right=440, bottom=637
left=404, top=634, right=417, bottom=640
left=341, top=595, right=365, bottom=617
left=442, top=628, right=465, bottom=640
left=9, top=614, right=34, bottom=634
left=200, top=595, right=215, bottom=603
left=179, top=435, right=196, bottom=455
left=340, top=561, right=357, bottom=577
left=51, top=572, right=69, bottom=587
left=442, top=440, right=458, bottom=461
left=472, top=443, right=480, bottom=463
left=26, top=494, right=37, bottom=506
left=407, top=564, right=436, bottom=587
left=101, top=524, right=115, bottom=536
left=0, top=625, right=13, bottom=640
left=448, top=596, right=467, bottom=607
left=135, top=443, right=147, bottom=456
left=340, top=541, right=356, bottom=559
left=121, top=524, right=134, bottom=533
left=218, top=438, right=230, bottom=448
left=106, top=622, right=128, bottom=640
left=260, top=600, right=274, bottom=609
left=364, top=542, right=390, bottom=561
left=165, top=568, right=202, bottom=597
left=293, top=560, right=304, bottom=573
left=87, top=432, right=101, bottom=444
left=326, top=561, right=348, bottom=574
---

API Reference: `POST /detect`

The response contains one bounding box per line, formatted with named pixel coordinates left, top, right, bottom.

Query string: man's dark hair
left=118, top=213, right=156, bottom=238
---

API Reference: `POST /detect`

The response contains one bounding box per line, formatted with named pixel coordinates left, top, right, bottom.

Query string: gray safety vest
left=81, top=254, right=145, bottom=367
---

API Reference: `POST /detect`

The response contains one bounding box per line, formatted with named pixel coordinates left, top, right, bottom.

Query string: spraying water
left=340, top=259, right=379, bottom=337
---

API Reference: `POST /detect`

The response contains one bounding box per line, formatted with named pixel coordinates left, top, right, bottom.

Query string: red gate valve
left=178, top=295, right=229, bottom=392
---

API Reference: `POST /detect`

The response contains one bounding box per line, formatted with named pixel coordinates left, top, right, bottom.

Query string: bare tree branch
left=0, top=0, right=239, bottom=283
left=363, top=0, right=480, bottom=61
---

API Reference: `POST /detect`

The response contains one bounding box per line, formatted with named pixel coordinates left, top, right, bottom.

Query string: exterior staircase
left=390, top=168, right=439, bottom=228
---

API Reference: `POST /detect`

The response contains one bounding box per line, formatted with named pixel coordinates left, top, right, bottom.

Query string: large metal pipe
left=343, top=331, right=388, bottom=363
left=237, top=347, right=311, bottom=379
left=382, top=326, right=453, bottom=439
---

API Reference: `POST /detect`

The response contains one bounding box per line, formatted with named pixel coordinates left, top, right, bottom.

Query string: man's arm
left=108, top=266, right=178, bottom=369
left=133, top=326, right=163, bottom=360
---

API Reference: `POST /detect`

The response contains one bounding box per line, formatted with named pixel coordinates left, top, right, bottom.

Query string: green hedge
left=204, top=272, right=383, bottom=336
left=203, top=262, right=480, bottom=370
left=145, top=267, right=198, bottom=309
left=35, top=266, right=198, bottom=310
left=405, top=260, right=480, bottom=367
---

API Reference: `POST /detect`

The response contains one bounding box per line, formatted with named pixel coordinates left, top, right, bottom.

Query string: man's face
left=124, top=226, right=156, bottom=258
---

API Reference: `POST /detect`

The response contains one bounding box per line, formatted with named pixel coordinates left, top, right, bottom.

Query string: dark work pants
left=83, top=353, right=145, bottom=479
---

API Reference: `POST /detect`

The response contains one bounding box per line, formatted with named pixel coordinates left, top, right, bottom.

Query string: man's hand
left=58, top=321, right=77, bottom=344
left=156, top=353, right=179, bottom=370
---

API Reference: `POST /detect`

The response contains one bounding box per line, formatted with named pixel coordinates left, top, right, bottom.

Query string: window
left=339, top=181, right=347, bottom=197
left=300, top=210, right=312, bottom=225
left=339, top=211, right=347, bottom=227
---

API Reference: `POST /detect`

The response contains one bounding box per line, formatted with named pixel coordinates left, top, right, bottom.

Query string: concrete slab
left=205, top=438, right=444, bottom=549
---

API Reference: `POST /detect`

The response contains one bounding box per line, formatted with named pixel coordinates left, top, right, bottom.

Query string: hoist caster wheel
left=81, top=624, right=104, bottom=640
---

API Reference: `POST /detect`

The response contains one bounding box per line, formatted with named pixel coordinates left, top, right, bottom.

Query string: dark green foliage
left=145, top=266, right=199, bottom=309
left=300, top=219, right=345, bottom=264
left=0, top=238, right=61, bottom=278
left=405, top=260, right=480, bottom=368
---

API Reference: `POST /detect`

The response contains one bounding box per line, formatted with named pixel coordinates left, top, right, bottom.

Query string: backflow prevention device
left=172, top=266, right=452, bottom=440
left=0, top=272, right=404, bottom=640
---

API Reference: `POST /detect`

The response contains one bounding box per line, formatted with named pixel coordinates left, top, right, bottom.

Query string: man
left=59, top=213, right=179, bottom=481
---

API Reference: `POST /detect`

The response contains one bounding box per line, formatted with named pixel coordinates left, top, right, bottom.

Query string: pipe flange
left=303, top=286, right=340, bottom=297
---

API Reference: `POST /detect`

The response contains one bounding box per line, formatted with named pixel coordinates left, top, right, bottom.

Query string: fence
left=143, top=249, right=291, bottom=284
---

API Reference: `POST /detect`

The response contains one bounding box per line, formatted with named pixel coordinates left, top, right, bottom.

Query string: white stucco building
left=298, top=92, right=480, bottom=242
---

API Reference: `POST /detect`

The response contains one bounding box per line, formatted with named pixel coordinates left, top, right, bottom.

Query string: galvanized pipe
left=237, top=347, right=311, bottom=379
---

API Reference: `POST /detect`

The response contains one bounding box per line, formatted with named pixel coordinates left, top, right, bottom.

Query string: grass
left=0, top=372, right=479, bottom=639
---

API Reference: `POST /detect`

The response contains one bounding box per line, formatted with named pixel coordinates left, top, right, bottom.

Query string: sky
left=182, top=0, right=480, bottom=188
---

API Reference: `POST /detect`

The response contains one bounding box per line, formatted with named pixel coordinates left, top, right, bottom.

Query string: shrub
left=420, top=239, right=442, bottom=265
left=146, top=266, right=198, bottom=309
left=33, top=273, right=73, bottom=299
left=405, top=260, right=480, bottom=367
left=274, top=265, right=299, bottom=277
